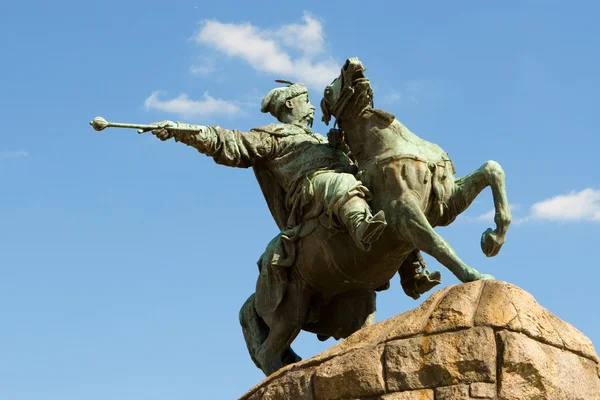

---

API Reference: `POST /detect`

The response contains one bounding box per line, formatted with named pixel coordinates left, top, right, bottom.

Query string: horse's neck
left=339, top=116, right=370, bottom=161
left=339, top=106, right=396, bottom=162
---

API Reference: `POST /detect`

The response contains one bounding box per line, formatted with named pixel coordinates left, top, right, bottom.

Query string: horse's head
left=321, top=57, right=373, bottom=126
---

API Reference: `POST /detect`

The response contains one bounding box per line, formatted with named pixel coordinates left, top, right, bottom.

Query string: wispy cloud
left=383, top=91, right=418, bottom=105
left=383, top=80, right=434, bottom=105
left=383, top=92, right=402, bottom=104
left=527, top=188, right=600, bottom=222
left=475, top=209, right=496, bottom=222
left=192, top=12, right=339, bottom=89
left=189, top=62, right=215, bottom=76
left=143, top=91, right=243, bottom=119
left=0, top=150, right=29, bottom=160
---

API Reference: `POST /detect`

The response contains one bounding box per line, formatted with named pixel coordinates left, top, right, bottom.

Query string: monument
left=91, top=57, right=600, bottom=399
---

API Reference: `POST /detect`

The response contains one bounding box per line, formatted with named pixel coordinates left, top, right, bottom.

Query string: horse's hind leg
left=239, top=294, right=301, bottom=372
left=439, top=160, right=511, bottom=257
left=396, top=193, right=494, bottom=283
left=239, top=294, right=267, bottom=370
left=255, top=280, right=312, bottom=376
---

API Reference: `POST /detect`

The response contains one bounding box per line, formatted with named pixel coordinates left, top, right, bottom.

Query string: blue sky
left=2, top=1, right=599, bottom=399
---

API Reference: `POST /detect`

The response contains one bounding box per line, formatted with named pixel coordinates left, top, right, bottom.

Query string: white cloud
left=144, top=91, right=242, bottom=119
left=276, top=13, right=325, bottom=55
left=189, top=62, right=215, bottom=76
left=458, top=189, right=600, bottom=225
left=529, top=188, right=600, bottom=222
left=0, top=150, right=29, bottom=160
left=193, top=13, right=339, bottom=89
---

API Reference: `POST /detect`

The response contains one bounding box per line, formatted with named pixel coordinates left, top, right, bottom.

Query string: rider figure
left=151, top=82, right=387, bottom=264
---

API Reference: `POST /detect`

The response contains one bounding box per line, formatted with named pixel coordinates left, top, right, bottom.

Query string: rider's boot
left=340, top=197, right=387, bottom=251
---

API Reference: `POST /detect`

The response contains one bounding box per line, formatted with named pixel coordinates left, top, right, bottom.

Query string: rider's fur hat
left=261, top=80, right=309, bottom=120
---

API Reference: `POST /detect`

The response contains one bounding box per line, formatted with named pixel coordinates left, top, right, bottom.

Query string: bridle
left=324, top=74, right=374, bottom=129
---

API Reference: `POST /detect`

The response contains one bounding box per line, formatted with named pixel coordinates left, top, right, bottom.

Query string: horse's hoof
left=282, top=347, right=302, bottom=364
left=256, top=346, right=284, bottom=376
left=461, top=267, right=495, bottom=282
left=481, top=228, right=504, bottom=257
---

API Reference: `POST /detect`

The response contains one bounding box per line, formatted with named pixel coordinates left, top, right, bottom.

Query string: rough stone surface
left=258, top=369, right=314, bottom=400
left=385, top=327, right=496, bottom=391
left=313, top=346, right=385, bottom=400
left=434, top=384, right=470, bottom=399
left=424, top=281, right=483, bottom=334
left=473, top=281, right=521, bottom=331
left=470, top=382, right=496, bottom=398
left=380, top=389, right=434, bottom=399
left=242, top=388, right=264, bottom=400
left=498, top=330, right=600, bottom=400
left=383, top=287, right=451, bottom=342
left=544, top=309, right=599, bottom=361
left=239, top=281, right=600, bottom=400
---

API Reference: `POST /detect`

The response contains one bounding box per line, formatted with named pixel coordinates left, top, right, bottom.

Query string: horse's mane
left=369, top=108, right=396, bottom=125
left=327, top=128, right=357, bottom=165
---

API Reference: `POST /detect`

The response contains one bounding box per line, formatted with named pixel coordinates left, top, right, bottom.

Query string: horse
left=241, top=57, right=511, bottom=376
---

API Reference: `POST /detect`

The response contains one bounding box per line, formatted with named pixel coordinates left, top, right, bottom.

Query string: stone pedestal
left=240, top=281, right=600, bottom=400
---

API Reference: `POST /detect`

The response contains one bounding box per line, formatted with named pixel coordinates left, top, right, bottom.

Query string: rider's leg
left=339, top=196, right=387, bottom=251
left=310, top=172, right=387, bottom=251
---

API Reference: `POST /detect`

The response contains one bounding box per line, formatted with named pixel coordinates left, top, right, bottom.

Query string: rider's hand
left=151, top=120, right=177, bottom=141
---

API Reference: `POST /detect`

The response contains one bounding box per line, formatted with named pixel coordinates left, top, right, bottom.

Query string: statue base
left=240, top=281, right=600, bottom=400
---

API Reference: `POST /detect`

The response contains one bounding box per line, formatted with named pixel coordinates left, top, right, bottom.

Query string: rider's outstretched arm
left=154, top=122, right=276, bottom=168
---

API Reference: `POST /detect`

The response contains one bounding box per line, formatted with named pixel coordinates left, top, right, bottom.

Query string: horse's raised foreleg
left=396, top=193, right=494, bottom=283
left=440, top=160, right=511, bottom=257
left=255, top=280, right=312, bottom=376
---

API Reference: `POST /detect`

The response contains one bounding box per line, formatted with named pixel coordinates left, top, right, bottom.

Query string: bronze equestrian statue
left=90, top=59, right=510, bottom=376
